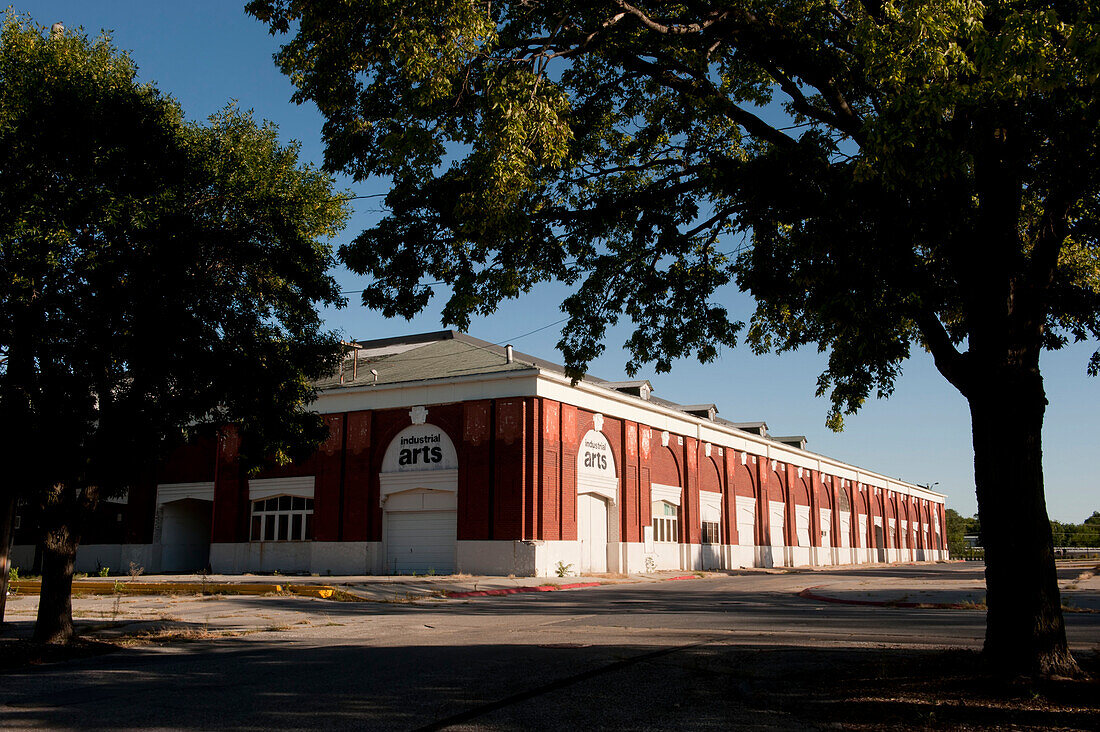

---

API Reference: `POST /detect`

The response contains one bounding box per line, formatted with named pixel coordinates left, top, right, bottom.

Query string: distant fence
left=1054, top=547, right=1100, bottom=560
left=953, top=546, right=1099, bottom=561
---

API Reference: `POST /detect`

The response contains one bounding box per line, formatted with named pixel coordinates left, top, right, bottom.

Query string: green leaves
left=0, top=12, right=348, bottom=499
left=252, top=0, right=1100, bottom=428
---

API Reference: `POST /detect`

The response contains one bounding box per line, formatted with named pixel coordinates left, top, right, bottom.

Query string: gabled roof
left=314, top=333, right=533, bottom=390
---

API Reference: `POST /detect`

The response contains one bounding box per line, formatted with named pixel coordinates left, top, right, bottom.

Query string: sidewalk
left=797, top=563, right=1100, bottom=611
left=9, top=570, right=707, bottom=603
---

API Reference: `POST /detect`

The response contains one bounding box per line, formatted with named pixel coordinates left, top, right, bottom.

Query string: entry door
left=578, top=493, right=608, bottom=573
left=736, top=497, right=756, bottom=547
left=768, top=501, right=786, bottom=546
left=839, top=512, right=851, bottom=548
left=874, top=523, right=886, bottom=562
left=160, top=498, right=213, bottom=572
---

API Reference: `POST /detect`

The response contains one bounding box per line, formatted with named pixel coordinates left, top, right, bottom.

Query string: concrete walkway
left=795, top=561, right=1099, bottom=611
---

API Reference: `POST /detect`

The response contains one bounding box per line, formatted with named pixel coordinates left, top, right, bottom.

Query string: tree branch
left=916, top=309, right=970, bottom=394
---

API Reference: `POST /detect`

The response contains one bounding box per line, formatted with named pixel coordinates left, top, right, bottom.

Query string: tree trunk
left=0, top=494, right=15, bottom=626
left=32, top=521, right=81, bottom=644
left=969, top=370, right=1078, bottom=677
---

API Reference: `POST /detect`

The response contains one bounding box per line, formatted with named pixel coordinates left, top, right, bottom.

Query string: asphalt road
left=3, top=563, right=1098, bottom=730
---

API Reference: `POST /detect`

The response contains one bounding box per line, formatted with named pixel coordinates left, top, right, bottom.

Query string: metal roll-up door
left=385, top=510, right=456, bottom=575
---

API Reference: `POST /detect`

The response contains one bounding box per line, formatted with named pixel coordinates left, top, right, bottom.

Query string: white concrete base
left=9, top=545, right=35, bottom=572
left=679, top=543, right=702, bottom=571
left=721, top=544, right=755, bottom=568
left=651, top=542, right=681, bottom=570
left=6, top=544, right=156, bottom=576
left=209, top=541, right=382, bottom=575
left=456, top=540, right=538, bottom=576
left=10, top=539, right=948, bottom=579
left=790, top=546, right=811, bottom=566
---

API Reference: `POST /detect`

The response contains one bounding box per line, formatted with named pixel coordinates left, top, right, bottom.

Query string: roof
left=314, top=333, right=533, bottom=390
left=316, top=330, right=774, bottom=438
left=310, top=330, right=943, bottom=499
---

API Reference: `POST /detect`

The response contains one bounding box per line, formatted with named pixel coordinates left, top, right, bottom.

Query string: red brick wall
left=342, top=410, right=372, bottom=541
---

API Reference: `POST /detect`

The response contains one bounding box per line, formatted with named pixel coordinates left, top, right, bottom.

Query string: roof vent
left=772, top=435, right=808, bottom=451
left=604, top=380, right=653, bottom=401
left=505, top=344, right=514, bottom=363
left=681, top=404, right=718, bottom=421
left=731, top=422, right=768, bottom=437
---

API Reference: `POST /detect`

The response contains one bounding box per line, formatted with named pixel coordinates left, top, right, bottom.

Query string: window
left=652, top=501, right=679, bottom=543
left=701, top=521, right=720, bottom=545
left=250, top=495, right=314, bottom=542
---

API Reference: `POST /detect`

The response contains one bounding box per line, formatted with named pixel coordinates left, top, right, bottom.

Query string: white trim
left=379, top=469, right=459, bottom=506
left=650, top=482, right=682, bottom=506
left=248, top=476, right=316, bottom=501
left=699, top=490, right=722, bottom=523
left=532, top=370, right=945, bottom=503
left=577, top=473, right=618, bottom=503
left=156, top=482, right=214, bottom=506
left=313, top=350, right=946, bottom=507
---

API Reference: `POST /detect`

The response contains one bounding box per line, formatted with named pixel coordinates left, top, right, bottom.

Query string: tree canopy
left=0, top=12, right=349, bottom=641
left=249, top=0, right=1100, bottom=427
left=249, top=0, right=1099, bottom=676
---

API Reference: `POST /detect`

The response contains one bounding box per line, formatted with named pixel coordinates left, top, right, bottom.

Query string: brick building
left=11, top=331, right=948, bottom=576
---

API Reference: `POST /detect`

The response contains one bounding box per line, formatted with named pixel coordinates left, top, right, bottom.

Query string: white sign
left=576, top=430, right=617, bottom=503
left=578, top=430, right=615, bottom=478
left=382, top=424, right=458, bottom=473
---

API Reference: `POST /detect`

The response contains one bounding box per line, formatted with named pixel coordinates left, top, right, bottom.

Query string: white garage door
left=385, top=511, right=456, bottom=575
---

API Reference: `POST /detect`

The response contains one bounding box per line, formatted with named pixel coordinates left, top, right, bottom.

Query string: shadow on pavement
left=2, top=638, right=1097, bottom=730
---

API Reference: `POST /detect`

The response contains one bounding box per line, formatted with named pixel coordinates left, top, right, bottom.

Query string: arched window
left=251, top=495, right=314, bottom=542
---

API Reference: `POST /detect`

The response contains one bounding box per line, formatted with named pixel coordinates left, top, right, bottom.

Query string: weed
left=555, top=560, right=573, bottom=578
left=128, top=561, right=145, bottom=581
left=8, top=566, right=19, bottom=583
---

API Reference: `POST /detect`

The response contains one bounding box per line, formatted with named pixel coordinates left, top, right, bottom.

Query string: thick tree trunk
left=32, top=521, right=81, bottom=644
left=968, top=371, right=1078, bottom=677
left=0, top=494, right=15, bottom=626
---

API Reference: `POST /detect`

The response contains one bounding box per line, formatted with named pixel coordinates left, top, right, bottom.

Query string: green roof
left=315, top=337, right=533, bottom=391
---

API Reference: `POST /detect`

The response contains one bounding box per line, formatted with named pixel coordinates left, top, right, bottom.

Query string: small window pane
left=264, top=516, right=275, bottom=541
left=252, top=500, right=263, bottom=513
left=265, top=498, right=278, bottom=512
left=278, top=513, right=289, bottom=540
left=251, top=516, right=261, bottom=541
left=293, top=496, right=305, bottom=510
left=278, top=495, right=292, bottom=511
left=304, top=514, right=313, bottom=540
left=291, top=514, right=302, bottom=541
left=305, top=498, right=314, bottom=511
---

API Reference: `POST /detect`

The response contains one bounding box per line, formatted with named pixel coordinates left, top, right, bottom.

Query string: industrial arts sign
left=578, top=430, right=615, bottom=478
left=382, top=424, right=459, bottom=473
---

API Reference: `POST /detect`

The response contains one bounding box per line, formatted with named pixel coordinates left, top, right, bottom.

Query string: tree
left=945, top=508, right=968, bottom=557
left=248, top=0, right=1100, bottom=676
left=0, top=13, right=348, bottom=643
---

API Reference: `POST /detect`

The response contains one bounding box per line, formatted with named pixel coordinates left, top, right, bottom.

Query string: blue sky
left=23, top=1, right=1098, bottom=522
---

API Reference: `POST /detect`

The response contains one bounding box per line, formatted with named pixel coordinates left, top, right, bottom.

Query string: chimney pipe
left=505, top=344, right=513, bottom=363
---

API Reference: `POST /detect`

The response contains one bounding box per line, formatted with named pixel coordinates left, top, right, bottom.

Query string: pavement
left=3, top=560, right=1097, bottom=642
left=2, top=562, right=1098, bottom=730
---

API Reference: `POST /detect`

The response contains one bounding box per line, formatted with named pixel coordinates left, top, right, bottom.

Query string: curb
left=10, top=580, right=336, bottom=599
left=797, top=585, right=974, bottom=610
left=444, top=573, right=703, bottom=599
left=445, top=582, right=601, bottom=599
